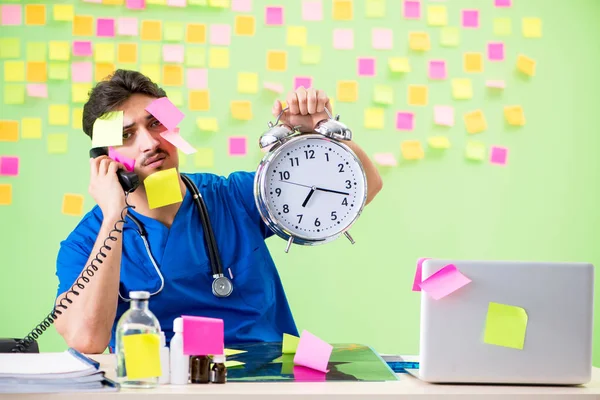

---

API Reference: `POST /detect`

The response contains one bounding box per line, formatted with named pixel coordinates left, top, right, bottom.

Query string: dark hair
left=82, top=69, right=167, bottom=139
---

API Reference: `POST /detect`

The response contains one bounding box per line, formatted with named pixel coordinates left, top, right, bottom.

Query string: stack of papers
left=0, top=349, right=118, bottom=393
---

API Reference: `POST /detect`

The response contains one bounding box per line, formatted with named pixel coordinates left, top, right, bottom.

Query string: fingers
left=286, top=91, right=299, bottom=115
left=90, top=155, right=109, bottom=178
left=272, top=99, right=282, bottom=117
left=316, top=89, right=329, bottom=113
left=296, top=87, right=308, bottom=115
left=107, top=161, right=125, bottom=176
left=307, top=88, right=317, bottom=114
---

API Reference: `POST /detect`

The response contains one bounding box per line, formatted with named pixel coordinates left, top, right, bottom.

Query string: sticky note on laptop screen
left=123, top=333, right=161, bottom=379
left=419, top=264, right=471, bottom=299
left=484, top=302, right=528, bottom=350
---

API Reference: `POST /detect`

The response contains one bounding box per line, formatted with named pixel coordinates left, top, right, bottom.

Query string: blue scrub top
left=55, top=171, right=298, bottom=350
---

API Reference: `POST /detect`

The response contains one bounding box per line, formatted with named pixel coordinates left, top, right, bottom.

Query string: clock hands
left=315, top=187, right=350, bottom=196
left=301, top=187, right=316, bottom=207
left=279, top=180, right=350, bottom=208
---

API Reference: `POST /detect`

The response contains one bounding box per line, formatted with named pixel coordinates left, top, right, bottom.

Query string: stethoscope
left=118, top=174, right=234, bottom=301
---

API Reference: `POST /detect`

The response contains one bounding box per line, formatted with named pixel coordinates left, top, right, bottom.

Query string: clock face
left=259, top=135, right=367, bottom=241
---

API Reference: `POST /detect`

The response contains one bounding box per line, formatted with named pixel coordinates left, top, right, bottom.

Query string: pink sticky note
left=167, top=0, right=186, bottom=6
left=182, top=316, right=224, bottom=356
left=357, top=57, right=376, bottom=77
left=126, top=0, right=146, bottom=9
left=462, top=9, right=479, bottom=28
left=97, top=18, right=115, bottom=38
left=0, top=156, right=19, bottom=176
left=73, top=41, right=93, bottom=57
left=26, top=84, right=48, bottom=98
left=163, top=44, right=185, bottom=63
left=412, top=258, right=430, bottom=291
left=302, top=0, right=322, bottom=21
left=434, top=106, right=454, bottom=126
left=145, top=97, right=184, bottom=131
left=293, top=330, right=332, bottom=373
left=293, top=365, right=327, bottom=382
left=490, top=146, right=508, bottom=165
left=488, top=42, right=505, bottom=61
left=231, top=0, right=252, bottom=12
left=187, top=68, right=207, bottom=89
left=264, top=82, right=284, bottom=93
left=403, top=1, right=421, bottom=19
left=428, top=60, right=447, bottom=80
left=419, top=264, right=471, bottom=300
left=486, top=80, right=505, bottom=89
left=71, top=62, right=93, bottom=83
left=372, top=28, right=393, bottom=50
left=210, top=24, right=231, bottom=46
left=374, top=153, right=397, bottom=167
left=160, top=128, right=197, bottom=155
left=117, top=17, right=138, bottom=36
left=294, top=76, right=312, bottom=90
left=494, top=0, right=511, bottom=7
left=228, top=136, right=247, bottom=156
left=333, top=28, right=354, bottom=50
left=1, top=5, right=21, bottom=26
left=108, top=147, right=136, bottom=172
left=265, top=6, right=284, bottom=25
left=396, top=112, right=414, bottom=131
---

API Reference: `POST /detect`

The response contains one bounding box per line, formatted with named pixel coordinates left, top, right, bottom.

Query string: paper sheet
left=293, top=330, right=332, bottom=373
left=484, top=302, right=527, bottom=350
left=123, top=334, right=161, bottom=379
left=412, top=258, right=430, bottom=291
left=419, top=264, right=471, bottom=300
left=145, top=97, right=184, bottom=131
left=62, top=193, right=84, bottom=216
left=490, top=146, right=508, bottom=166
left=0, top=156, right=19, bottom=176
left=396, top=112, right=414, bottom=131
left=92, top=111, right=123, bottom=148
left=108, top=147, right=136, bottom=172
left=434, top=106, right=454, bottom=126
left=182, top=315, right=224, bottom=356
left=282, top=333, right=300, bottom=354
left=144, top=168, right=183, bottom=209
left=160, top=128, right=197, bottom=155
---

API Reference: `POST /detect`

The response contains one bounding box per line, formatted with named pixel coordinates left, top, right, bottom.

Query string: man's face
left=113, top=93, right=179, bottom=181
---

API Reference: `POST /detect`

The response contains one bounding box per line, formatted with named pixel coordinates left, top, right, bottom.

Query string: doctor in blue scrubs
left=53, top=70, right=383, bottom=354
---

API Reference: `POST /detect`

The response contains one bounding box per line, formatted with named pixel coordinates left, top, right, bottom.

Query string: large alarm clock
left=254, top=108, right=367, bottom=253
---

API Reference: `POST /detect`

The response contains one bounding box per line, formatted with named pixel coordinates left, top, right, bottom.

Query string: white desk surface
left=13, top=354, right=600, bottom=399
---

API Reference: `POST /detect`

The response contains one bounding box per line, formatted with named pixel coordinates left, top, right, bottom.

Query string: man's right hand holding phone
left=89, top=156, right=128, bottom=221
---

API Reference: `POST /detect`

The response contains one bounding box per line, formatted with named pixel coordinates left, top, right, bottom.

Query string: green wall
left=1, top=0, right=599, bottom=367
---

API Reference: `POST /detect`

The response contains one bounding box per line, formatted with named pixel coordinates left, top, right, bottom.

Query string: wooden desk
left=15, top=355, right=600, bottom=399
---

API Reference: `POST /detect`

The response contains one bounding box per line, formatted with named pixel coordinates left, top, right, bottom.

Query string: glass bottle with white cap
left=115, top=291, right=161, bottom=388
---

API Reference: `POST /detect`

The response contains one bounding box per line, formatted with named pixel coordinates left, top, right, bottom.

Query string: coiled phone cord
left=12, top=191, right=135, bottom=353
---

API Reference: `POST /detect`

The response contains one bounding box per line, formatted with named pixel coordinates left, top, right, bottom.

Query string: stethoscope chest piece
left=212, top=275, right=233, bottom=297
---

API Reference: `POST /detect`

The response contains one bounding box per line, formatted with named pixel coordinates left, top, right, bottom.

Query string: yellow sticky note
left=73, top=15, right=94, bottom=36
left=224, top=361, right=245, bottom=368
left=141, top=45, right=160, bottom=64
left=47, top=133, right=68, bottom=154
left=484, top=302, right=528, bottom=350
left=118, top=43, right=138, bottom=64
left=186, top=48, right=206, bottom=67
left=144, top=169, right=183, bottom=209
left=504, top=106, right=526, bottom=126
left=27, top=42, right=47, bottom=62
left=166, top=89, right=183, bottom=107
left=96, top=63, right=116, bottom=82
left=141, top=21, right=162, bottom=41
left=0, top=38, right=21, bottom=59
left=123, top=334, right=161, bottom=379
left=427, top=5, right=447, bottom=26
left=164, top=22, right=185, bottom=42
left=26, top=4, right=46, bottom=26
left=337, top=80, right=358, bottom=102
left=465, top=140, right=486, bottom=161
left=163, top=65, right=183, bottom=86
left=27, top=62, right=47, bottom=83
left=49, top=41, right=70, bottom=61
left=301, top=45, right=321, bottom=65
left=103, top=0, right=125, bottom=4
left=224, top=348, right=247, bottom=356
left=282, top=333, right=300, bottom=354
left=364, top=108, right=385, bottom=129
left=366, top=0, right=385, bottom=18
left=388, top=57, right=410, bottom=73
left=408, top=85, right=428, bottom=106
left=49, top=105, right=69, bottom=126
left=428, top=136, right=450, bottom=149
left=4, top=84, right=26, bottom=105
left=140, top=65, right=161, bottom=84
left=186, top=23, right=206, bottom=43
left=95, top=43, right=116, bottom=63
left=494, top=17, right=512, bottom=36
left=0, top=184, right=12, bottom=206
left=0, top=121, right=19, bottom=142
left=189, top=90, right=210, bottom=111
left=237, top=72, right=258, bottom=94
left=464, top=110, right=487, bottom=134
left=22, top=118, right=42, bottom=139
left=464, top=53, right=484, bottom=73
left=373, top=84, right=393, bottom=105
left=333, top=0, right=353, bottom=20
left=516, top=54, right=536, bottom=76
left=72, top=83, right=92, bottom=104
left=266, top=50, right=287, bottom=72
left=4, top=61, right=25, bottom=82
left=48, top=62, right=69, bottom=80
left=440, top=27, right=460, bottom=47
left=72, top=108, right=83, bottom=130
left=231, top=100, right=252, bottom=120
left=92, top=111, right=123, bottom=148
left=409, top=32, right=430, bottom=51
left=208, top=0, right=229, bottom=7
left=287, top=26, right=307, bottom=47
left=452, top=79, right=473, bottom=100
left=522, top=17, right=542, bottom=38
left=209, top=48, right=230, bottom=69
left=235, top=15, right=255, bottom=36
left=401, top=140, right=424, bottom=161
left=197, top=117, right=219, bottom=132
left=194, top=148, right=214, bottom=168
left=62, top=194, right=84, bottom=216
left=53, top=4, right=74, bottom=21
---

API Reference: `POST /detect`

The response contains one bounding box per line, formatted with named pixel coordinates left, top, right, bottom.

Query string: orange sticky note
left=409, top=32, right=430, bottom=51
left=504, top=105, right=526, bottom=126
left=163, top=65, right=183, bottom=86
left=332, top=0, right=353, bottom=20
left=0, top=184, right=12, bottom=206
left=144, top=168, right=183, bottom=209
left=266, top=50, right=287, bottom=71
left=337, top=80, right=358, bottom=102
left=209, top=48, right=229, bottom=69
left=189, top=90, right=210, bottom=111
left=118, top=43, right=138, bottom=64
left=141, top=20, right=162, bottom=41
left=408, top=85, right=428, bottom=106
left=186, top=23, right=206, bottom=43
left=27, top=62, right=47, bottom=83
left=464, top=52, right=484, bottom=73
left=516, top=54, right=536, bottom=76
left=463, top=110, right=487, bottom=134
left=25, top=4, right=46, bottom=25
left=230, top=100, right=252, bottom=120
left=235, top=15, right=255, bottom=36
left=401, top=140, right=424, bottom=160
left=73, top=15, right=94, bottom=36
left=0, top=121, right=19, bottom=142
left=62, top=194, right=85, bottom=216
left=95, top=63, right=115, bottom=82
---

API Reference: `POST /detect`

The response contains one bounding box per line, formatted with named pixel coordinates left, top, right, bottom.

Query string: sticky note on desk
left=145, top=97, right=184, bottom=131
left=123, top=333, right=161, bottom=379
left=484, top=302, right=527, bottom=350
left=282, top=333, right=300, bottom=354
left=293, top=330, right=332, bottom=373
left=224, top=348, right=247, bottom=357
left=419, top=264, right=471, bottom=300
left=224, top=360, right=245, bottom=368
left=92, top=111, right=123, bottom=148
left=160, top=128, right=197, bottom=155
left=144, top=168, right=183, bottom=209
left=182, top=315, right=224, bottom=356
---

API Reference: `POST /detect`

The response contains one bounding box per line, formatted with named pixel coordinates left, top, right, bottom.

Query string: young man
left=54, top=70, right=382, bottom=354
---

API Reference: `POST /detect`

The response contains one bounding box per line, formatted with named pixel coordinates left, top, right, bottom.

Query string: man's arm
left=344, top=140, right=383, bottom=205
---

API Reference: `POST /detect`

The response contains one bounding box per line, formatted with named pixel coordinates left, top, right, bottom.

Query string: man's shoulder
left=64, top=206, right=103, bottom=243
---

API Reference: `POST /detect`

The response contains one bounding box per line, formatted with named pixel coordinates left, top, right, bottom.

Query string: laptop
left=418, top=259, right=594, bottom=385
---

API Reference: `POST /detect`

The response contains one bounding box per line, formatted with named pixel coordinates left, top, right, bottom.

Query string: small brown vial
left=211, top=355, right=227, bottom=384
left=190, top=355, right=211, bottom=384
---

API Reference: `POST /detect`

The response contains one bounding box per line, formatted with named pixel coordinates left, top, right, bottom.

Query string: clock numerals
left=297, top=214, right=303, bottom=223
left=338, top=163, right=344, bottom=173
left=283, top=204, right=289, bottom=213
left=314, top=218, right=321, bottom=227
left=342, top=198, right=348, bottom=206
left=325, top=153, right=330, bottom=162
left=304, top=150, right=315, bottom=159
left=290, top=157, right=299, bottom=167
left=279, top=171, right=290, bottom=180
left=275, top=188, right=282, bottom=197
left=345, top=180, right=352, bottom=189
left=331, top=211, right=337, bottom=220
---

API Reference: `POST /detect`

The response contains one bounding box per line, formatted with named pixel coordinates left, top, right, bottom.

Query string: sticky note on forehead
left=92, top=111, right=123, bottom=148
left=145, top=97, right=184, bottom=131
left=143, top=168, right=183, bottom=209
left=182, top=315, right=224, bottom=356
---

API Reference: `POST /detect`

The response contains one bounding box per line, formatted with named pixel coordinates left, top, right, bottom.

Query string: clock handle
left=285, top=236, right=294, bottom=253
left=344, top=231, right=355, bottom=244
